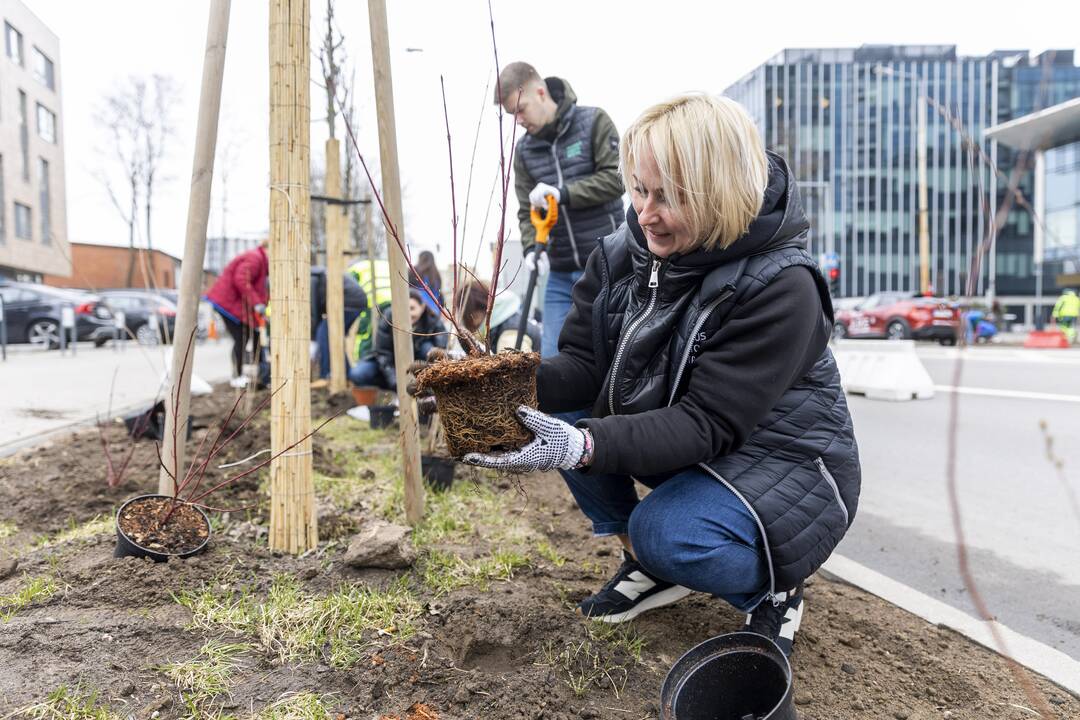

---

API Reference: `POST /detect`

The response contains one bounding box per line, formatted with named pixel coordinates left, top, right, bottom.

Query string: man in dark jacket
left=465, top=95, right=860, bottom=658
left=310, top=266, right=369, bottom=380
left=496, top=62, right=624, bottom=358
left=348, top=290, right=446, bottom=391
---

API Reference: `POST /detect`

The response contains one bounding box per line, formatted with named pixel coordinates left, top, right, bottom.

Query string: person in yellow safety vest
left=348, top=259, right=393, bottom=357
left=1052, top=288, right=1079, bottom=343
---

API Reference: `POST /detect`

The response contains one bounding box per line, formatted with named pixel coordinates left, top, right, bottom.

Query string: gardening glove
left=524, top=248, right=550, bottom=277
left=254, top=303, right=267, bottom=317
left=528, top=182, right=560, bottom=210
left=463, top=406, right=590, bottom=473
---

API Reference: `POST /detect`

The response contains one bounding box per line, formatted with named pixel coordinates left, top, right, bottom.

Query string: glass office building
left=724, top=46, right=1080, bottom=298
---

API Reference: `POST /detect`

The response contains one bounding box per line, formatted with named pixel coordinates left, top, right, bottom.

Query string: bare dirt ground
left=0, top=388, right=1076, bottom=719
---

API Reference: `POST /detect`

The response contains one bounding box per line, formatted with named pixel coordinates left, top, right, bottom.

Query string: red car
left=834, top=292, right=959, bottom=344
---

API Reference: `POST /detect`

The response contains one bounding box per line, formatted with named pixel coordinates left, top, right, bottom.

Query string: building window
left=36, top=104, right=55, bottom=144
left=38, top=158, right=49, bottom=244
left=5, top=23, right=22, bottom=66
left=18, top=91, right=28, bottom=180
left=14, top=202, right=31, bottom=240
left=32, top=47, right=53, bottom=90
left=0, top=156, right=4, bottom=243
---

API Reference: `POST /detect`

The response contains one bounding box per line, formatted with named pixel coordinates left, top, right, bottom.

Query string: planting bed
left=0, top=388, right=1076, bottom=719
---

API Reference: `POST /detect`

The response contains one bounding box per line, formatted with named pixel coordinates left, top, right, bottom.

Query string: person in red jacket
left=204, top=242, right=269, bottom=388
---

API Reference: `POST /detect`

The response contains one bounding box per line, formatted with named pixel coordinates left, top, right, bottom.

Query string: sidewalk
left=0, top=339, right=233, bottom=455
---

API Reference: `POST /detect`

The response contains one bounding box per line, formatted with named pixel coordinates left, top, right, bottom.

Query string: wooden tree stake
left=159, top=0, right=231, bottom=495
left=268, top=0, right=317, bottom=552
left=367, top=0, right=424, bottom=524
left=325, top=137, right=347, bottom=394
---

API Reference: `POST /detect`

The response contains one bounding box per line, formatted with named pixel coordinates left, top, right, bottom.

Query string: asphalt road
left=838, top=343, right=1080, bottom=660
left=0, top=339, right=234, bottom=454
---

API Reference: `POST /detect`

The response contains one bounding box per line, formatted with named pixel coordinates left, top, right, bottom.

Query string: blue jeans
left=348, top=357, right=386, bottom=388
left=316, top=310, right=362, bottom=379
left=541, top=269, right=584, bottom=358
left=560, top=459, right=770, bottom=612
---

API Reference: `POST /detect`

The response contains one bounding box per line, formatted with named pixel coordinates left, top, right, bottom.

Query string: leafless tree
left=138, top=74, right=179, bottom=264
left=318, top=0, right=345, bottom=141
left=94, top=75, right=179, bottom=287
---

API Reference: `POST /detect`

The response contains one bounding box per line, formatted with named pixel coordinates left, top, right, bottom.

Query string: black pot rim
left=115, top=493, right=211, bottom=559
left=660, top=631, right=793, bottom=720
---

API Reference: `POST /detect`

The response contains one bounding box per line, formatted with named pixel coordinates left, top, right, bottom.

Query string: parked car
left=834, top=292, right=960, bottom=344
left=0, top=282, right=115, bottom=348
left=154, top=290, right=211, bottom=340
left=98, top=289, right=178, bottom=345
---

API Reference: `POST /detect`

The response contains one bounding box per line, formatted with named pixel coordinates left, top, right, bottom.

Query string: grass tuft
left=0, top=575, right=60, bottom=622
left=17, top=685, right=121, bottom=720
left=0, top=520, right=17, bottom=539
left=176, top=575, right=421, bottom=668
left=421, top=548, right=528, bottom=596
left=258, top=692, right=335, bottom=720
left=35, top=517, right=112, bottom=549
left=159, top=640, right=249, bottom=704
left=538, top=638, right=629, bottom=698
left=535, top=539, right=567, bottom=567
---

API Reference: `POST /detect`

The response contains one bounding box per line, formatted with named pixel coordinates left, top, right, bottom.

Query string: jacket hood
left=534, top=77, right=577, bottom=142
left=626, top=151, right=810, bottom=300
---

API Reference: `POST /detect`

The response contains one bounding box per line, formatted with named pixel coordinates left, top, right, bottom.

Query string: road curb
left=821, top=553, right=1080, bottom=697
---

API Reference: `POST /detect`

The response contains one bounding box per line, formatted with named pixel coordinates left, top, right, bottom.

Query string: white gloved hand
left=463, top=406, right=588, bottom=473
left=529, top=182, right=560, bottom=210
left=523, top=249, right=550, bottom=277
left=309, top=341, right=319, bottom=360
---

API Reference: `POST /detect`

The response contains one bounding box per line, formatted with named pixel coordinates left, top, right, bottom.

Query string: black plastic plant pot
left=368, top=405, right=397, bottom=429
left=114, top=494, right=211, bottom=563
left=660, top=632, right=796, bottom=720
left=421, top=455, right=456, bottom=492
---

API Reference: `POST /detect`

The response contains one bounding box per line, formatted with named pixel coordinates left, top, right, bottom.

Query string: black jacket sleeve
left=581, top=266, right=830, bottom=477
left=536, top=247, right=608, bottom=411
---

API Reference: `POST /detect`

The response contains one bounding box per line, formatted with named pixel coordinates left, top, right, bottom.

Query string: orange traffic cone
left=208, top=318, right=218, bottom=340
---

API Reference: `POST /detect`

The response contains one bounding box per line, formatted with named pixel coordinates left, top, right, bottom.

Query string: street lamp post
left=876, top=65, right=932, bottom=295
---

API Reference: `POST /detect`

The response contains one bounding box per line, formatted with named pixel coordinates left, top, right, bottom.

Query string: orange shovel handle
left=529, top=195, right=559, bottom=247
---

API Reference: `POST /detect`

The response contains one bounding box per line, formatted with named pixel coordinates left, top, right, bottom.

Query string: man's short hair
left=495, top=62, right=544, bottom=106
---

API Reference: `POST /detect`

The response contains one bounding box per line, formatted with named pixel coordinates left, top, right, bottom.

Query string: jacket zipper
left=666, top=292, right=731, bottom=406
left=697, top=463, right=777, bottom=599
left=550, top=131, right=583, bottom=269
left=814, top=457, right=849, bottom=526
left=607, top=258, right=662, bottom=415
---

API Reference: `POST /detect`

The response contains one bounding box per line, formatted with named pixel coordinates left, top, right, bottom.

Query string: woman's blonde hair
left=620, top=93, right=769, bottom=252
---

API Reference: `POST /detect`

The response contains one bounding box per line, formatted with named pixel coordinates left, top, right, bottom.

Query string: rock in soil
left=0, top=558, right=17, bottom=580
left=343, top=519, right=416, bottom=569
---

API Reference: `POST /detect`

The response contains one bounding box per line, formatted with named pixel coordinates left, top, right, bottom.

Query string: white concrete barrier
left=831, top=339, right=935, bottom=401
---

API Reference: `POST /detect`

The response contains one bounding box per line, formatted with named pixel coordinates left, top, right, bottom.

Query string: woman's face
left=630, top=146, right=694, bottom=259
left=408, top=298, right=425, bottom=325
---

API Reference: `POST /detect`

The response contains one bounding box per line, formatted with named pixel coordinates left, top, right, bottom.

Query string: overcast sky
left=27, top=0, right=1080, bottom=274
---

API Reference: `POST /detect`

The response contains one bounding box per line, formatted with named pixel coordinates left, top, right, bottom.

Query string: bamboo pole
left=367, top=0, right=424, bottom=524
left=159, top=0, right=231, bottom=495
left=268, top=0, right=317, bottom=552
left=325, top=138, right=346, bottom=393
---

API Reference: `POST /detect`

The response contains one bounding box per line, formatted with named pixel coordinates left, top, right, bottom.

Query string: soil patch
left=0, top=388, right=1076, bottom=719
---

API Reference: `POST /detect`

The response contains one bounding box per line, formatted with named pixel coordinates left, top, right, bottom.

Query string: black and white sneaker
left=745, top=583, right=804, bottom=657
left=578, top=551, right=692, bottom=623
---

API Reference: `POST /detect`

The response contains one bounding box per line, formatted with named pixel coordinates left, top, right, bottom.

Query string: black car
left=0, top=282, right=115, bottom=348
left=98, top=290, right=178, bottom=345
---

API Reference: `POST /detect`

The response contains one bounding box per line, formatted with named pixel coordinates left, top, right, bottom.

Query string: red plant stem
left=96, top=418, right=118, bottom=486
left=178, top=387, right=278, bottom=505
left=185, top=412, right=343, bottom=507
left=441, top=75, right=460, bottom=321
left=154, top=441, right=176, bottom=486
left=178, top=388, right=247, bottom=491
left=335, top=94, right=471, bottom=348
left=169, top=327, right=199, bottom=496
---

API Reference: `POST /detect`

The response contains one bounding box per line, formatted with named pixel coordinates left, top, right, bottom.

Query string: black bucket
left=660, top=632, right=796, bottom=720
left=368, top=405, right=397, bottom=429
left=421, top=455, right=456, bottom=492
left=114, top=494, right=211, bottom=563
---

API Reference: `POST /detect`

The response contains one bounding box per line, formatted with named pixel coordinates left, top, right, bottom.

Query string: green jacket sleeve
left=561, top=110, right=624, bottom=209
left=514, top=150, right=538, bottom=254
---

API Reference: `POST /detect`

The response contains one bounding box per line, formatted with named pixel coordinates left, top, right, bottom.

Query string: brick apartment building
left=42, top=242, right=215, bottom=292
